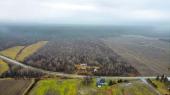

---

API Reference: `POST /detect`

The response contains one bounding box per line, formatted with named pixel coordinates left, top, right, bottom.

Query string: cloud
left=42, top=2, right=97, bottom=11
left=0, top=0, right=169, bottom=24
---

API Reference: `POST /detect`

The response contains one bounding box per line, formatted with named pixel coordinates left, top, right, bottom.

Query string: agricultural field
left=0, top=41, right=47, bottom=78
left=122, top=81, right=157, bottom=95
left=0, top=41, right=47, bottom=62
left=103, top=35, right=170, bottom=76
left=16, top=41, right=48, bottom=62
left=87, top=79, right=157, bottom=95
left=0, top=79, right=34, bottom=95
left=151, top=80, right=170, bottom=95
left=28, top=78, right=158, bottom=95
left=0, top=46, right=25, bottom=59
left=29, top=79, right=80, bottom=95
left=0, top=60, right=9, bottom=75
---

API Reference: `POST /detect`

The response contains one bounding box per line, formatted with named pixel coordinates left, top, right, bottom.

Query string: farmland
left=29, top=79, right=80, bottom=95
left=17, top=41, right=48, bottom=62
left=103, top=35, right=170, bottom=76
left=0, top=46, right=25, bottom=59
left=0, top=79, right=34, bottom=95
left=0, top=25, right=169, bottom=77
left=151, top=80, right=170, bottom=95
left=27, top=78, right=159, bottom=95
left=0, top=41, right=47, bottom=62
left=0, top=41, right=47, bottom=78
left=0, top=25, right=169, bottom=95
left=0, top=60, right=9, bottom=75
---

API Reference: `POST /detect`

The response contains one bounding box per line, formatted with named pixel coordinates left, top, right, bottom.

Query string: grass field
left=152, top=80, right=170, bottom=95
left=28, top=78, right=158, bottom=95
left=17, top=41, right=48, bottom=62
left=29, top=79, right=80, bottom=95
left=0, top=60, right=9, bottom=75
left=0, top=79, right=34, bottom=95
left=0, top=46, right=25, bottom=59
left=93, top=80, right=157, bottom=95
left=123, top=81, right=156, bottom=95
left=0, top=41, right=48, bottom=62
left=103, top=35, right=170, bottom=76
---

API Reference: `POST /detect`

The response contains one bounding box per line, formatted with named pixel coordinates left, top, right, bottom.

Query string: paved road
left=0, top=55, right=162, bottom=80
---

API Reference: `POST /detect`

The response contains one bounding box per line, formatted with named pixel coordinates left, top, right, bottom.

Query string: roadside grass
left=152, top=80, right=170, bottom=94
left=100, top=84, right=123, bottom=95
left=0, top=46, right=25, bottom=59
left=124, top=82, right=156, bottom=95
left=17, top=41, right=48, bottom=62
left=0, top=59, right=9, bottom=75
left=95, top=80, right=156, bottom=95
left=29, top=79, right=80, bottom=95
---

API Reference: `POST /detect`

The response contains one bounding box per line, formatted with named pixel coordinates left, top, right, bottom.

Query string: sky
left=0, top=0, right=170, bottom=25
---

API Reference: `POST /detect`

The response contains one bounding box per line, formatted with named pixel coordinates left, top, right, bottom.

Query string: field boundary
left=23, top=79, right=36, bottom=95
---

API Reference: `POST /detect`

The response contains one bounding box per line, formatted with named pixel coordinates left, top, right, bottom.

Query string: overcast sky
left=0, top=0, right=170, bottom=25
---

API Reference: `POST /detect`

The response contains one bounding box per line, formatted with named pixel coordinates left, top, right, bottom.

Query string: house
left=75, top=64, right=87, bottom=70
left=96, top=78, right=107, bottom=87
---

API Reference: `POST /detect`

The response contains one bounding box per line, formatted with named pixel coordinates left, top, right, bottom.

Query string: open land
left=0, top=25, right=170, bottom=95
left=0, top=78, right=34, bottom=95
left=0, top=78, right=168, bottom=95
left=103, top=35, right=170, bottom=76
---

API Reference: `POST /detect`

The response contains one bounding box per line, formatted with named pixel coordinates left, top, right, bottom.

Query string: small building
left=75, top=64, right=87, bottom=70
left=168, top=77, right=170, bottom=81
left=96, top=78, right=107, bottom=87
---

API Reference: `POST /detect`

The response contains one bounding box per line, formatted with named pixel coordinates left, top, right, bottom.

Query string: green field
left=0, top=46, right=25, bottom=59
left=152, top=80, right=170, bottom=95
left=123, top=81, right=156, bottom=95
left=29, top=79, right=80, bottom=95
left=28, top=78, right=158, bottom=95
left=0, top=60, right=9, bottom=75
left=0, top=41, right=48, bottom=62
left=94, top=80, right=157, bottom=95
left=17, top=41, right=48, bottom=61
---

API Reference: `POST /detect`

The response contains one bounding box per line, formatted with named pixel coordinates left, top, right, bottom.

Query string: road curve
left=0, top=55, right=159, bottom=79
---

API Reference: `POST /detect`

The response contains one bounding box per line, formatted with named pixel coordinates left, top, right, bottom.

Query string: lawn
left=0, top=59, right=9, bottom=75
left=29, top=79, right=80, bottom=95
left=17, top=41, right=48, bottom=62
left=0, top=46, right=25, bottom=59
left=152, top=80, right=170, bottom=95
